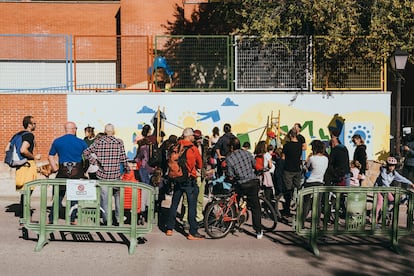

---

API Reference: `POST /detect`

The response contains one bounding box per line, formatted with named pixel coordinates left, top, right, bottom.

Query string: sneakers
left=256, top=231, right=263, bottom=240
left=187, top=232, right=205, bottom=240
left=165, top=230, right=173, bottom=236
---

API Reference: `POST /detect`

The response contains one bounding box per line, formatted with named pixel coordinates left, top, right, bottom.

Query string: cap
left=267, top=131, right=276, bottom=138
left=194, top=129, right=202, bottom=139
left=183, top=127, right=194, bottom=137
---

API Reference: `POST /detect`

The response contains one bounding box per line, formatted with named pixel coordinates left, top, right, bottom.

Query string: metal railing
left=21, top=179, right=158, bottom=255
left=295, top=186, right=414, bottom=256
left=0, top=34, right=386, bottom=92
left=0, top=34, right=72, bottom=91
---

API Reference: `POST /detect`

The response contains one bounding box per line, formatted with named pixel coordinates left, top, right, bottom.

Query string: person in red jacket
left=165, top=128, right=204, bottom=240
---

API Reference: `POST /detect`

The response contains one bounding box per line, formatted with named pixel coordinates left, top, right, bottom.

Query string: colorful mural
left=68, top=92, right=390, bottom=160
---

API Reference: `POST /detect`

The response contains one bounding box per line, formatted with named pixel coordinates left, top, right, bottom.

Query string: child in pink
left=349, top=160, right=362, bottom=187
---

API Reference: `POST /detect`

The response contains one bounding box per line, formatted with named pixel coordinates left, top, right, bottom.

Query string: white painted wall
left=68, top=92, right=391, bottom=161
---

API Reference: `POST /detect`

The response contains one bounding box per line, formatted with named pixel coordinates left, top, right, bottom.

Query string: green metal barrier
left=295, top=186, right=414, bottom=256
left=20, top=179, right=158, bottom=255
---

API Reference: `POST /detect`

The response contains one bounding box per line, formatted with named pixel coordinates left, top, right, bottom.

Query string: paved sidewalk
left=1, top=194, right=414, bottom=276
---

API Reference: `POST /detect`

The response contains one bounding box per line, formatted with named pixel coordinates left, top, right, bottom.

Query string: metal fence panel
left=235, top=36, right=310, bottom=91
left=154, top=35, right=231, bottom=91
left=313, top=37, right=384, bottom=91
left=73, top=35, right=150, bottom=91
left=0, top=34, right=71, bottom=91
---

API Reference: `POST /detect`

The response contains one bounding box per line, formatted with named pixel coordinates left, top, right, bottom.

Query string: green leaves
left=236, top=0, right=413, bottom=64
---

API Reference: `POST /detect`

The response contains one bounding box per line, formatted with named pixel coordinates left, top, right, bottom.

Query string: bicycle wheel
left=259, top=196, right=277, bottom=231
left=204, top=199, right=236, bottom=239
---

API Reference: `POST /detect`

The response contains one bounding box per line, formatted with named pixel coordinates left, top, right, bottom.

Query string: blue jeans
left=139, top=167, right=150, bottom=184
left=166, top=178, right=199, bottom=235
left=100, top=186, right=120, bottom=224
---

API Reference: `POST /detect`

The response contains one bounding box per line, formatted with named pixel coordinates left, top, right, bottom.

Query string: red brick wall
left=0, top=1, right=197, bottom=86
left=0, top=3, right=119, bottom=35
left=0, top=94, right=67, bottom=162
left=0, top=1, right=201, bottom=162
left=0, top=1, right=192, bottom=37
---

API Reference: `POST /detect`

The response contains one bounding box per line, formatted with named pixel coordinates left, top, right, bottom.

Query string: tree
left=236, top=0, right=414, bottom=65
left=162, top=1, right=413, bottom=90
left=160, top=3, right=243, bottom=90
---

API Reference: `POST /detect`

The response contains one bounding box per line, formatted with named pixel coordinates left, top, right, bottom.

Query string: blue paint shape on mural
left=127, top=147, right=137, bottom=161
left=221, top=97, right=238, bottom=106
left=197, top=110, right=220, bottom=122
left=347, top=125, right=372, bottom=145
left=137, top=106, right=155, bottom=114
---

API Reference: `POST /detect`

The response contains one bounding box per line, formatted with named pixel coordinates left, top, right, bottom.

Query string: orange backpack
left=254, top=154, right=265, bottom=174
left=167, top=144, right=191, bottom=182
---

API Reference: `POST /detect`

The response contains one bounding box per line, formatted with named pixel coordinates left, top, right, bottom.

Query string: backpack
left=167, top=143, right=191, bottom=182
left=4, top=131, right=29, bottom=168
left=254, top=154, right=265, bottom=175
left=148, top=143, right=162, bottom=168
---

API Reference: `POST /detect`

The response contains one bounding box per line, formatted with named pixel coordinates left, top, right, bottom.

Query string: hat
left=182, top=127, right=194, bottom=137
left=267, top=131, right=276, bottom=138
left=194, top=129, right=202, bottom=139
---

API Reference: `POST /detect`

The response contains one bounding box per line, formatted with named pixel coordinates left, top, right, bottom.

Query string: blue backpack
left=4, top=131, right=29, bottom=167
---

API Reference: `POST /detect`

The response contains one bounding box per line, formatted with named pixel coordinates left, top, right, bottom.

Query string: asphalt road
left=1, top=194, right=414, bottom=276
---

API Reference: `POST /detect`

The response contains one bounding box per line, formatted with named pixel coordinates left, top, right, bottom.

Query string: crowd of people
left=10, top=115, right=414, bottom=235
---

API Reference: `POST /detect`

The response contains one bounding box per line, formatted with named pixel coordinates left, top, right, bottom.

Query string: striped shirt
left=83, top=135, right=129, bottom=180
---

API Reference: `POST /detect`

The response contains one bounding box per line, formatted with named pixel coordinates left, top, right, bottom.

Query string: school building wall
left=1, top=94, right=67, bottom=161
left=0, top=92, right=391, bottom=163
left=0, top=1, right=194, bottom=37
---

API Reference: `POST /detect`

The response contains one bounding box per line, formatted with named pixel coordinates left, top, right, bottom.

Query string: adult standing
left=281, top=128, right=303, bottom=217
left=136, top=124, right=157, bottom=184
left=83, top=125, right=96, bottom=147
left=209, top=126, right=220, bottom=149
left=214, top=123, right=236, bottom=177
left=165, top=128, right=204, bottom=240
left=302, top=140, right=329, bottom=224
left=15, top=116, right=41, bottom=224
left=294, top=123, right=307, bottom=162
left=402, top=135, right=414, bottom=182
left=325, top=135, right=351, bottom=186
left=48, top=121, right=88, bottom=224
left=226, top=137, right=263, bottom=239
left=352, top=134, right=367, bottom=185
left=182, top=129, right=207, bottom=227
left=83, top=123, right=129, bottom=225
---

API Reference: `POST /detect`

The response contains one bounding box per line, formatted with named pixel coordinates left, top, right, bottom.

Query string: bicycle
left=203, top=188, right=277, bottom=239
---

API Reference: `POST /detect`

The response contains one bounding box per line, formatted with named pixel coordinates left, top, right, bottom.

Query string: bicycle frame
left=219, top=192, right=248, bottom=225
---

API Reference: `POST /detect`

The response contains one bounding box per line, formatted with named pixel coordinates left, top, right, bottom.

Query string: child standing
left=349, top=160, right=362, bottom=187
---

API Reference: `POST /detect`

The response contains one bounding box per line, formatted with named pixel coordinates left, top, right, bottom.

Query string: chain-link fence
left=73, top=35, right=150, bottom=91
left=235, top=36, right=310, bottom=91
left=0, top=34, right=386, bottom=92
left=154, top=35, right=231, bottom=91
left=313, top=37, right=384, bottom=91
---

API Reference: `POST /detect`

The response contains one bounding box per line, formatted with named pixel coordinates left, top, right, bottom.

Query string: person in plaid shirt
left=83, top=123, right=129, bottom=225
left=225, top=137, right=263, bottom=239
